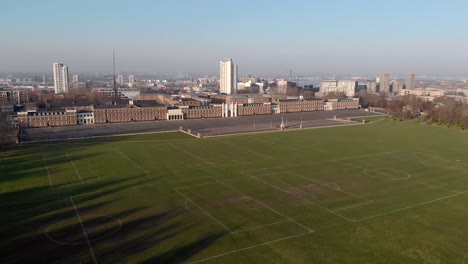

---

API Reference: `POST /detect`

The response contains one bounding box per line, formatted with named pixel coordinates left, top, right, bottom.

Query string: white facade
left=320, top=80, right=357, bottom=97
left=222, top=103, right=238, bottom=117
left=72, top=74, right=79, bottom=83
left=117, top=75, right=124, bottom=85
left=220, top=59, right=238, bottom=94
left=129, top=75, right=135, bottom=87
left=77, top=112, right=94, bottom=125
left=167, top=109, right=184, bottom=120
left=53, top=63, right=69, bottom=94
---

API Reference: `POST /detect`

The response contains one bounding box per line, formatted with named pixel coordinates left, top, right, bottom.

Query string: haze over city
left=1, top=0, right=468, bottom=76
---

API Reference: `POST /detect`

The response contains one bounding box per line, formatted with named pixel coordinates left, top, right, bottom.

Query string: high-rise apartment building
left=53, top=63, right=69, bottom=93
left=379, top=73, right=390, bottom=93
left=366, top=80, right=377, bottom=93
left=406, top=73, right=415, bottom=90
left=117, top=75, right=124, bottom=85
left=392, top=81, right=402, bottom=94
left=72, top=74, right=79, bottom=89
left=129, top=75, right=135, bottom=87
left=220, top=58, right=238, bottom=94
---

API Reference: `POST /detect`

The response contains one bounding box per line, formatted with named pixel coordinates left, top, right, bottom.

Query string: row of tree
left=362, top=91, right=468, bottom=129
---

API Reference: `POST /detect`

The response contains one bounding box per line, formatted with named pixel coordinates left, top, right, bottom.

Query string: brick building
left=180, top=105, right=223, bottom=119
left=94, top=102, right=167, bottom=124
left=237, top=103, right=271, bottom=116
left=324, top=98, right=360, bottom=110
left=278, top=98, right=324, bottom=113
left=17, top=109, right=77, bottom=128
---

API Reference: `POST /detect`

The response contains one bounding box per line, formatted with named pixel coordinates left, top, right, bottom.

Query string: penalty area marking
left=113, top=147, right=150, bottom=176
left=363, top=168, right=412, bottom=181
left=45, top=214, right=123, bottom=245
left=187, top=231, right=312, bottom=264
left=65, top=153, right=84, bottom=184
left=168, top=143, right=215, bottom=166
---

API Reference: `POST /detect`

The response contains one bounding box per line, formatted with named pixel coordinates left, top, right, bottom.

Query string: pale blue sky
left=1, top=0, right=468, bottom=75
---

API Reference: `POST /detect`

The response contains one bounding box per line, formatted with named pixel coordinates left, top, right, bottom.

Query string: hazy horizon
left=1, top=0, right=468, bottom=76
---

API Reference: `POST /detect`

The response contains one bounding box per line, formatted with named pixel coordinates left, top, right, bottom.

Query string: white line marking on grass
left=43, top=154, right=53, bottom=186
left=288, top=171, right=372, bottom=202
left=209, top=177, right=313, bottom=233
left=167, top=177, right=212, bottom=183
left=184, top=200, right=208, bottom=216
left=113, top=147, right=150, bottom=175
left=241, top=150, right=409, bottom=176
left=168, top=143, right=215, bottom=166
left=187, top=231, right=312, bottom=264
left=363, top=168, right=412, bottom=180
left=65, top=153, right=84, bottom=184
left=70, top=197, right=98, bottom=264
left=353, top=190, right=468, bottom=222
left=337, top=160, right=460, bottom=193
left=175, top=190, right=232, bottom=232
left=330, top=200, right=374, bottom=212
left=242, top=172, right=355, bottom=223
left=213, top=138, right=273, bottom=159
left=174, top=181, right=218, bottom=190
left=231, top=220, right=292, bottom=234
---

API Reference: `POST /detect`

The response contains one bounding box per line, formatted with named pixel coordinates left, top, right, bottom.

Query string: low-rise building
left=237, top=103, right=271, bottom=116
left=77, top=111, right=94, bottom=125
left=324, top=98, right=360, bottom=110
left=181, top=105, right=223, bottom=119
left=94, top=102, right=167, bottom=124
left=278, top=98, right=324, bottom=113
left=399, top=88, right=444, bottom=97
left=17, top=109, right=77, bottom=128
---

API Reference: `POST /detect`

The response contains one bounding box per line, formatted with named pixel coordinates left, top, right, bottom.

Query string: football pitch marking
left=363, top=168, right=412, bottom=180
left=65, top=152, right=84, bottom=184
left=172, top=177, right=315, bottom=264
left=243, top=171, right=356, bottom=223
left=177, top=178, right=314, bottom=264
left=113, top=147, right=150, bottom=176
left=45, top=214, right=123, bottom=245
left=43, top=154, right=53, bottom=186
left=187, top=231, right=312, bottom=264
left=168, top=143, right=215, bottom=166
left=241, top=150, right=410, bottom=176
left=230, top=219, right=292, bottom=234
left=211, top=177, right=313, bottom=233
left=351, top=190, right=468, bottom=222
left=175, top=189, right=232, bottom=232
left=336, top=160, right=461, bottom=194
left=70, top=197, right=97, bottom=264
left=212, top=138, right=273, bottom=159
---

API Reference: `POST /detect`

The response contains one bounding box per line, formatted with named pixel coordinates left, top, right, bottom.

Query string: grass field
left=1, top=119, right=468, bottom=263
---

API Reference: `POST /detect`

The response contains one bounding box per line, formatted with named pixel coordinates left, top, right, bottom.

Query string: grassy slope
left=1, top=121, right=467, bottom=263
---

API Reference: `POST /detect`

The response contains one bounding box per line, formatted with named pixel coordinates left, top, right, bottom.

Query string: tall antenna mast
left=113, top=48, right=117, bottom=101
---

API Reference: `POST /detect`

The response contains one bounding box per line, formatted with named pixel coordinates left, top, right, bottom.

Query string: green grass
left=1, top=120, right=468, bottom=263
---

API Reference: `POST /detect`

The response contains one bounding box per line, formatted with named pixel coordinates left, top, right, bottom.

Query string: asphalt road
left=21, top=110, right=382, bottom=142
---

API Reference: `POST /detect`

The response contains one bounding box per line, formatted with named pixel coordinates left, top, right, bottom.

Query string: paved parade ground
left=21, top=110, right=381, bottom=142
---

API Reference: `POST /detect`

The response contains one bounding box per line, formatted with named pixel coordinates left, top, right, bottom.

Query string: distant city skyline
left=1, top=1, right=468, bottom=75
